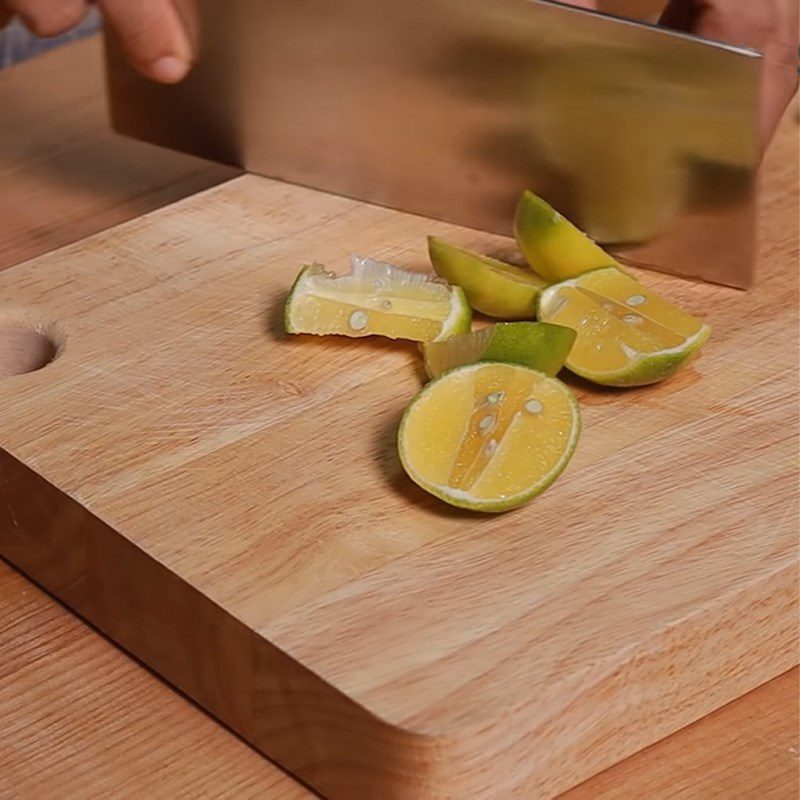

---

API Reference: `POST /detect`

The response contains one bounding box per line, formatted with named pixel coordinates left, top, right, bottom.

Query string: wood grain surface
left=0, top=35, right=309, bottom=800
left=563, top=667, right=799, bottom=800
left=1, top=58, right=798, bottom=796
left=0, top=36, right=797, bottom=800
left=0, top=562, right=310, bottom=800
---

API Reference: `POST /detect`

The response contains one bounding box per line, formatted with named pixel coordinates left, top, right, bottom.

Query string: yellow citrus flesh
left=538, top=267, right=711, bottom=386
left=290, top=294, right=448, bottom=341
left=285, top=258, right=471, bottom=343
left=399, top=363, right=580, bottom=512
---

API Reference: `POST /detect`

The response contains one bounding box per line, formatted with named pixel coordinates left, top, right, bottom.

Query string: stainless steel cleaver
left=105, top=0, right=761, bottom=287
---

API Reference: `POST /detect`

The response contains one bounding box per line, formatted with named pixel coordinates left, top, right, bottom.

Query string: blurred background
left=0, top=5, right=100, bottom=68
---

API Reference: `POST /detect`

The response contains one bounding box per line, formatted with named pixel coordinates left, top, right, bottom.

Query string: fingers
left=758, top=0, right=799, bottom=146
left=98, top=0, right=195, bottom=83
left=658, top=0, right=696, bottom=30
left=659, top=0, right=799, bottom=148
left=171, top=0, right=198, bottom=53
left=3, top=0, right=88, bottom=38
left=4, top=0, right=198, bottom=85
left=560, top=0, right=599, bottom=9
left=660, top=0, right=792, bottom=45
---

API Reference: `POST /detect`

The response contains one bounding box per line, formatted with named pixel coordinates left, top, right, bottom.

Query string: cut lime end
left=284, top=263, right=318, bottom=335
left=514, top=191, right=619, bottom=283
left=438, top=285, right=473, bottom=341
left=422, top=321, right=576, bottom=380
left=538, top=266, right=711, bottom=387
left=398, top=361, right=580, bottom=512
left=428, top=236, right=546, bottom=320
left=284, top=256, right=471, bottom=343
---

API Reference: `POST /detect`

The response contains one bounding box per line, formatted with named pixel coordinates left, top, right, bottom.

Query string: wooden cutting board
left=0, top=162, right=797, bottom=798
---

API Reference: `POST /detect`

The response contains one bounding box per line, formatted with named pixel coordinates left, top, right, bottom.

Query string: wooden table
left=0, top=36, right=797, bottom=800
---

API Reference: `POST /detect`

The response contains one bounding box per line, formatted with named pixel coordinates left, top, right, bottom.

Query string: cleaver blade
left=105, top=0, right=762, bottom=287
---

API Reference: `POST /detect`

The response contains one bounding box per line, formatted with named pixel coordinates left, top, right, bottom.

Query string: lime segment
left=514, top=190, right=620, bottom=283
left=284, top=256, right=472, bottom=342
left=422, top=322, right=576, bottom=379
left=537, top=266, right=711, bottom=386
left=398, top=362, right=580, bottom=512
left=428, top=236, right=546, bottom=319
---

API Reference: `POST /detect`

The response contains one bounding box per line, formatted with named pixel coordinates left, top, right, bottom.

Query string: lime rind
left=283, top=263, right=319, bottom=334
left=593, top=325, right=711, bottom=386
left=398, top=362, right=581, bottom=513
left=422, top=322, right=576, bottom=379
left=437, top=285, right=473, bottom=341
left=514, top=190, right=619, bottom=282
left=428, top=236, right=546, bottom=319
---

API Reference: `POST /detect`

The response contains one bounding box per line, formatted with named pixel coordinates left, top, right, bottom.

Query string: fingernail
left=150, top=56, right=190, bottom=84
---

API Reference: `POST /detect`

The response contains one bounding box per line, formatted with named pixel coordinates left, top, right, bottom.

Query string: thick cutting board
left=0, top=163, right=797, bottom=798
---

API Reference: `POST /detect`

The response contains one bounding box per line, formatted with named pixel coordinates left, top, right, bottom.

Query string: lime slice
left=399, top=362, right=580, bottom=512
left=422, top=322, right=575, bottom=379
left=514, top=190, right=620, bottom=282
left=285, top=256, right=472, bottom=343
left=428, top=236, right=546, bottom=319
left=537, top=267, right=711, bottom=387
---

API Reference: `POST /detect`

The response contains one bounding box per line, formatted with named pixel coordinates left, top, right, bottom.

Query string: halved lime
left=399, top=362, right=580, bottom=512
left=537, top=266, right=711, bottom=387
left=284, top=256, right=472, bottom=342
left=514, top=190, right=620, bottom=283
left=422, top=322, right=575, bottom=379
left=428, top=236, right=546, bottom=319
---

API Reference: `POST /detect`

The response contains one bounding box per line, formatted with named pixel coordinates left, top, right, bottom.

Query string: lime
left=422, top=322, right=575, bottom=379
left=284, top=256, right=472, bottom=343
left=398, top=362, right=580, bottom=512
left=428, top=236, right=546, bottom=319
left=537, top=266, right=711, bottom=387
left=514, top=190, right=620, bottom=282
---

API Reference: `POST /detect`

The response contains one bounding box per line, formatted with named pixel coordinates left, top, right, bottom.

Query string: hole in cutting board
left=0, top=313, right=62, bottom=378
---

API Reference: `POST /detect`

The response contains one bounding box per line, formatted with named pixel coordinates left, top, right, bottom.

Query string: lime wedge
left=537, top=266, right=711, bottom=387
left=422, top=322, right=575, bottom=379
left=428, top=236, right=546, bottom=319
left=284, top=256, right=472, bottom=343
left=398, top=362, right=580, bottom=512
left=514, top=190, right=620, bottom=282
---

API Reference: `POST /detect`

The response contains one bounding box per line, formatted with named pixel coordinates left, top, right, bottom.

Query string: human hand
left=0, top=0, right=197, bottom=83
left=659, top=0, right=798, bottom=147
left=564, top=0, right=799, bottom=148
